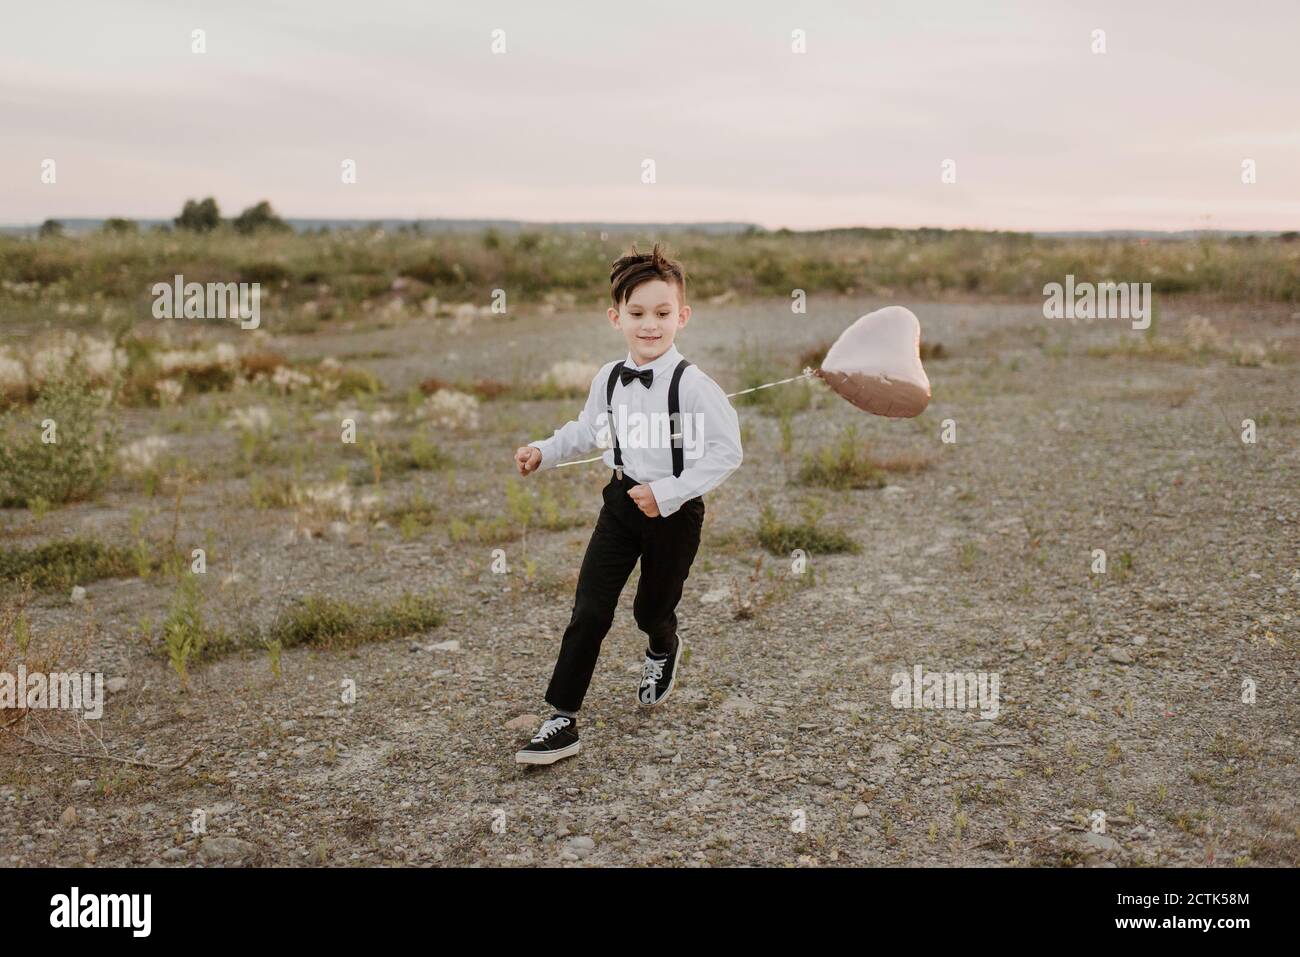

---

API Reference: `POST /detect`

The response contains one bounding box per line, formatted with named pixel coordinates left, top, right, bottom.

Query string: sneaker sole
left=639, top=639, right=684, bottom=708
left=515, top=741, right=581, bottom=765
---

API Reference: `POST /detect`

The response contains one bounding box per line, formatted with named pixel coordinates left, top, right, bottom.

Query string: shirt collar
left=624, top=343, right=682, bottom=375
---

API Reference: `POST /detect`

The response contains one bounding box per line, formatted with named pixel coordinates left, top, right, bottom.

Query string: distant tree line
left=175, top=197, right=291, bottom=234
left=34, top=199, right=291, bottom=238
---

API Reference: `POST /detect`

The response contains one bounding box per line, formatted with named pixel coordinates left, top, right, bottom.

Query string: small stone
left=428, top=640, right=460, bottom=652
left=1109, top=646, right=1134, bottom=664
left=60, top=806, right=78, bottom=827
left=505, top=714, right=540, bottom=731
left=70, top=586, right=87, bottom=604
left=852, top=803, right=871, bottom=819
left=106, top=677, right=128, bottom=694
left=161, top=847, right=188, bottom=861
left=198, top=836, right=257, bottom=863
left=565, top=836, right=595, bottom=859
left=1079, top=831, right=1121, bottom=854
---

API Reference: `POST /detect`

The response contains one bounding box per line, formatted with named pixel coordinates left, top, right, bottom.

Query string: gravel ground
left=2, top=295, right=1297, bottom=867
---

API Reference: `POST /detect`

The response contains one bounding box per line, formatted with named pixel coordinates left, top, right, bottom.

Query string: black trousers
left=545, top=471, right=705, bottom=713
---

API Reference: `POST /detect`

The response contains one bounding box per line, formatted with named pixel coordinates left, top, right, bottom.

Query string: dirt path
left=3, top=296, right=1296, bottom=867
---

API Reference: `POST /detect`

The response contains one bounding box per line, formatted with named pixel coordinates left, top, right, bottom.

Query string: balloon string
left=551, top=367, right=819, bottom=469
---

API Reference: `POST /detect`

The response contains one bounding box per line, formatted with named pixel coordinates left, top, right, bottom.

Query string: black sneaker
left=515, top=714, right=580, bottom=765
left=638, top=636, right=684, bottom=707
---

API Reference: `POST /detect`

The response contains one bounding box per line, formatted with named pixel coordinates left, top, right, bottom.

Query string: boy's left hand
left=627, top=484, right=660, bottom=517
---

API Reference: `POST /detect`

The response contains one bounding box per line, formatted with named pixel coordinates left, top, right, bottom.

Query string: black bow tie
left=620, top=367, right=653, bottom=388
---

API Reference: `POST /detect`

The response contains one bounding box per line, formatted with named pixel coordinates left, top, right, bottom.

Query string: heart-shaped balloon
left=816, top=306, right=931, bottom=418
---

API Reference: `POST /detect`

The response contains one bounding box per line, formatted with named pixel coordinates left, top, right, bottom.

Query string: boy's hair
left=609, top=243, right=687, bottom=308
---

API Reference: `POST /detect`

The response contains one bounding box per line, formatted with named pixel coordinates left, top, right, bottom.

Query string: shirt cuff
left=528, top=440, right=556, bottom=471
left=647, top=477, right=685, bottom=517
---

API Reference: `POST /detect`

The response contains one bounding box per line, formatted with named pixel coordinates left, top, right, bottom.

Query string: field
left=1, top=228, right=1297, bottom=867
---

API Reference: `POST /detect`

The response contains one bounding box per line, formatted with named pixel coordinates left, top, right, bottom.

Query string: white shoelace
left=641, top=656, right=666, bottom=687
left=531, top=716, right=570, bottom=743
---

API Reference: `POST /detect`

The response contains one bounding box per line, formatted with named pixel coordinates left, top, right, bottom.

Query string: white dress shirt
left=528, top=344, right=744, bottom=517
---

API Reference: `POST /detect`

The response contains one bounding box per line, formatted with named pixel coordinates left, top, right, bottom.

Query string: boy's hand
left=515, top=446, right=542, bottom=476
left=627, top=484, right=660, bottom=517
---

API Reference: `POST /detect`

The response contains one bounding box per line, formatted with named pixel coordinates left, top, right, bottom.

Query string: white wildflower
left=546, top=360, right=598, bottom=393
left=295, top=481, right=352, bottom=518
left=271, top=365, right=313, bottom=393
left=29, top=341, right=75, bottom=383
left=79, top=336, right=128, bottom=381
left=155, top=378, right=184, bottom=405
left=224, top=405, right=273, bottom=433
left=1185, top=315, right=1224, bottom=352
left=211, top=342, right=239, bottom=367
left=420, top=389, right=479, bottom=430
left=118, top=435, right=170, bottom=476
left=0, top=349, right=27, bottom=395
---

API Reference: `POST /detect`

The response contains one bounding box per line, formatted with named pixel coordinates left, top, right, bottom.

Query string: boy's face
left=608, top=279, right=691, bottom=366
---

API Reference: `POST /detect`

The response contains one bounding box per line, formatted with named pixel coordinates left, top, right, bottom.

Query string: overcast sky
left=2, top=0, right=1297, bottom=230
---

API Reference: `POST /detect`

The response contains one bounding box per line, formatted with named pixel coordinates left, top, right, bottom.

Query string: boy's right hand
left=515, top=446, right=542, bottom=476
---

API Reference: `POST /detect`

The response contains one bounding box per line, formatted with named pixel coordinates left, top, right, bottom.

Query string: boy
left=512, top=245, right=743, bottom=765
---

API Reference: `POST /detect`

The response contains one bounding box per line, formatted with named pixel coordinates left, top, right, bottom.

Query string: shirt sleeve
left=527, top=365, right=611, bottom=470
left=647, top=368, right=744, bottom=517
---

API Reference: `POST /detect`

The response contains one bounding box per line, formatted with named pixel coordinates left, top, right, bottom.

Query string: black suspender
left=605, top=362, right=626, bottom=479
left=605, top=358, right=693, bottom=481
left=667, top=359, right=692, bottom=478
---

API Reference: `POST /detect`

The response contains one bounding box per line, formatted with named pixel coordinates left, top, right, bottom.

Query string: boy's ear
left=607, top=306, right=621, bottom=325
left=678, top=304, right=692, bottom=327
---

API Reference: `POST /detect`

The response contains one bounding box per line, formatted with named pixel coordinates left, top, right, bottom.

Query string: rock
left=70, top=586, right=87, bottom=604
left=564, top=836, right=595, bottom=859
left=105, top=677, right=128, bottom=694
left=1108, top=646, right=1134, bottom=664
left=428, top=640, right=460, bottom=652
left=852, top=803, right=871, bottom=819
left=700, top=588, right=730, bottom=605
left=60, top=806, right=78, bottom=827
left=1078, top=831, right=1121, bottom=855
left=161, top=847, right=188, bottom=861
left=198, top=836, right=257, bottom=864
left=505, top=714, right=540, bottom=731
left=720, top=695, right=759, bottom=716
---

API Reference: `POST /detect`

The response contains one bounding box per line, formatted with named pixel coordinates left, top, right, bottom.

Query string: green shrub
left=756, top=503, right=858, bottom=556
left=266, top=593, right=443, bottom=651
left=796, top=425, right=884, bottom=489
left=0, top=367, right=117, bottom=508
left=0, top=539, right=137, bottom=591
left=161, top=574, right=225, bottom=687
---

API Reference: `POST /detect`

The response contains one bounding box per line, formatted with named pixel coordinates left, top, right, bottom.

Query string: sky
left=2, top=0, right=1297, bottom=231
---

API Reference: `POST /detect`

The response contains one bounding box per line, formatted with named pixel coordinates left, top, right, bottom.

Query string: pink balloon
left=816, top=306, right=931, bottom=418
